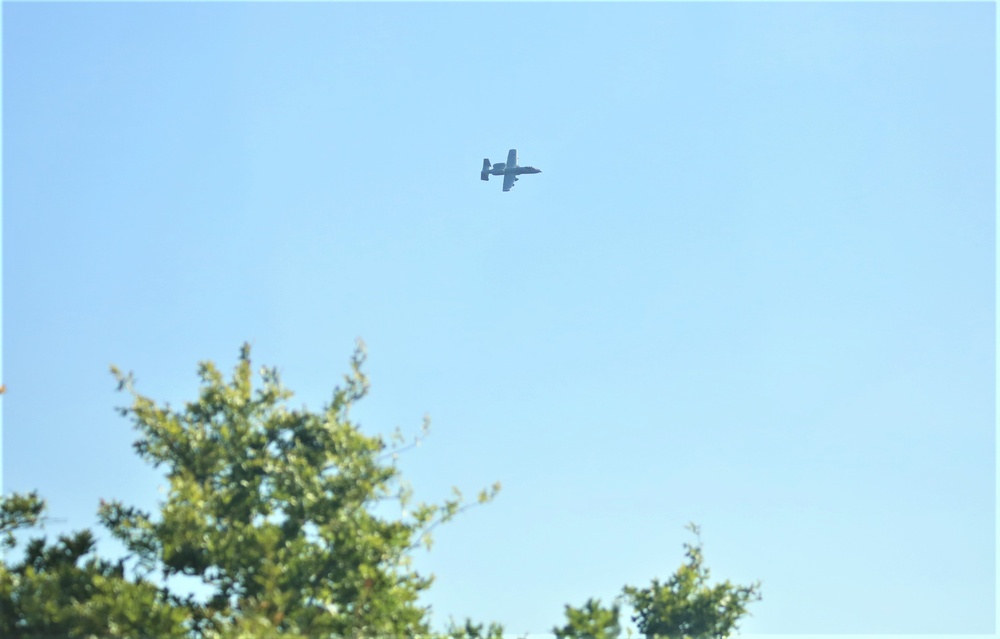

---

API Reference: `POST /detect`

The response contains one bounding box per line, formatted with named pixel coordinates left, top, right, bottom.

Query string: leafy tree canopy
left=621, top=524, right=762, bottom=639
left=553, top=598, right=621, bottom=639
left=2, top=343, right=760, bottom=639
left=3, top=341, right=499, bottom=639
left=99, top=340, right=499, bottom=639
left=554, top=524, right=761, bottom=639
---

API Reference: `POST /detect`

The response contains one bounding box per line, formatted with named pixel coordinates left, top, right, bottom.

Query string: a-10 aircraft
left=481, top=149, right=541, bottom=191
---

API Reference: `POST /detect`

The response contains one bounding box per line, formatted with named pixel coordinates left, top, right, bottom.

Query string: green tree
left=554, top=525, right=760, bottom=639
left=622, top=524, right=761, bottom=639
left=2, top=344, right=761, bottom=639
left=99, top=340, right=500, bottom=639
left=0, top=491, right=44, bottom=550
left=443, top=618, right=507, bottom=639
left=0, top=493, right=187, bottom=639
left=553, top=598, right=622, bottom=639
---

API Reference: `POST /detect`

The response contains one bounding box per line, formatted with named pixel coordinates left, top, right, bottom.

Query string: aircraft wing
left=506, top=149, right=517, bottom=168
left=502, top=172, right=516, bottom=191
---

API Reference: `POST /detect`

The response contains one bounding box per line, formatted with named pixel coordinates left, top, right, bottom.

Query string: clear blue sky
left=2, top=2, right=995, bottom=636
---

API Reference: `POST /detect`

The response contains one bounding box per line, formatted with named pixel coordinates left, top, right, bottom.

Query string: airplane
left=481, top=149, right=541, bottom=192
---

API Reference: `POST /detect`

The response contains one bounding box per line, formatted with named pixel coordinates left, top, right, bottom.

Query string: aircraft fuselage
left=487, top=163, right=540, bottom=177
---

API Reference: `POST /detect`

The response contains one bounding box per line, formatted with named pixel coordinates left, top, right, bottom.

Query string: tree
left=554, top=525, right=761, bottom=639
left=3, top=343, right=760, bottom=639
left=0, top=491, right=44, bottom=550
left=553, top=598, right=622, bottom=639
left=0, top=493, right=187, bottom=639
left=98, top=340, right=499, bottom=639
left=443, top=618, right=508, bottom=639
left=622, top=524, right=761, bottom=639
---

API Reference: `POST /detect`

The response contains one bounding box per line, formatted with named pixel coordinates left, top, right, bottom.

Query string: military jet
left=481, top=149, right=541, bottom=192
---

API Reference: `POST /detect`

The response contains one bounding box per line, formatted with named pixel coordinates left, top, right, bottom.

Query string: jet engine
left=491, top=162, right=505, bottom=172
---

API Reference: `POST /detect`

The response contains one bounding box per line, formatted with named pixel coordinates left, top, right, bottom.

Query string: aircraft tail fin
left=481, top=159, right=491, bottom=181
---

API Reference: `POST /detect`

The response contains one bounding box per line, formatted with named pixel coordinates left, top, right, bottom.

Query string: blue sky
left=1, top=2, right=995, bottom=636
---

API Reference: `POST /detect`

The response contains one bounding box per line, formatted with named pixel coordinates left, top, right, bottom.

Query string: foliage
left=0, top=504, right=186, bottom=639
left=0, top=491, right=44, bottom=550
left=444, top=618, right=508, bottom=639
left=1, top=343, right=761, bottom=639
left=99, top=340, right=499, bottom=639
left=622, top=524, right=761, bottom=639
left=553, top=598, right=622, bottom=639
left=553, top=525, right=760, bottom=639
